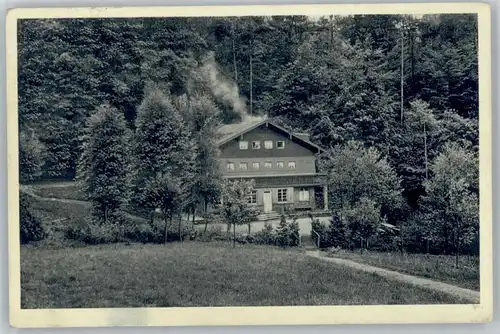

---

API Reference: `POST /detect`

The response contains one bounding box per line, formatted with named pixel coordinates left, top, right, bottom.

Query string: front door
left=263, top=191, right=273, bottom=213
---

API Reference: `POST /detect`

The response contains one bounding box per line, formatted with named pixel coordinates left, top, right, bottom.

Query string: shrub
left=20, top=192, right=45, bottom=244
left=311, top=218, right=330, bottom=248
left=66, top=222, right=125, bottom=245
left=342, top=198, right=384, bottom=249
left=276, top=215, right=300, bottom=247
left=368, top=230, right=399, bottom=252
left=196, top=224, right=227, bottom=242
left=327, top=215, right=349, bottom=249
left=253, top=222, right=277, bottom=245
left=288, top=218, right=300, bottom=247
left=123, top=222, right=158, bottom=243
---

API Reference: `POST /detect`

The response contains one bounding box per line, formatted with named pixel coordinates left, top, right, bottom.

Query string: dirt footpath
left=305, top=250, right=480, bottom=304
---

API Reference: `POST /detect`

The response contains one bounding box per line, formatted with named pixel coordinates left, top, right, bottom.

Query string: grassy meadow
left=21, top=242, right=469, bottom=308
left=31, top=182, right=86, bottom=201
left=20, top=181, right=478, bottom=307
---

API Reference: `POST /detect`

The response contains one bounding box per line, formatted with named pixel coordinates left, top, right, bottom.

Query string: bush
left=311, top=218, right=330, bottom=248
left=342, top=198, right=384, bottom=249
left=288, top=218, right=300, bottom=247
left=276, top=215, right=300, bottom=247
left=20, top=192, right=45, bottom=244
left=253, top=222, right=277, bottom=245
left=368, top=231, right=399, bottom=252
left=65, top=222, right=125, bottom=245
left=310, top=215, right=350, bottom=250
left=196, top=224, right=227, bottom=242
left=123, top=222, right=158, bottom=243
left=327, top=215, right=349, bottom=249
left=65, top=214, right=195, bottom=245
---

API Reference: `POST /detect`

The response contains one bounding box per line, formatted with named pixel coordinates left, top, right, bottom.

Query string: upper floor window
left=299, top=188, right=310, bottom=202
left=252, top=141, right=261, bottom=149
left=247, top=190, right=257, bottom=204
left=264, top=161, right=272, bottom=169
left=288, top=161, right=296, bottom=169
left=276, top=141, right=285, bottom=149
left=239, top=162, right=248, bottom=170
left=227, top=163, right=235, bottom=171
left=276, top=161, right=284, bottom=169
left=239, top=141, right=248, bottom=150
left=252, top=162, right=260, bottom=169
left=264, top=140, right=273, bottom=149
left=277, top=188, right=288, bottom=202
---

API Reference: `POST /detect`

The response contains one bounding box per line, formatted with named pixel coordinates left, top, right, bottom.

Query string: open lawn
left=21, top=242, right=468, bottom=308
left=30, top=182, right=86, bottom=201
left=329, top=251, right=479, bottom=291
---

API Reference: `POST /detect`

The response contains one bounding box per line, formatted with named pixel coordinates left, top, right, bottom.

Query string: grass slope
left=30, top=182, right=86, bottom=201
left=329, top=251, right=479, bottom=291
left=21, top=242, right=467, bottom=308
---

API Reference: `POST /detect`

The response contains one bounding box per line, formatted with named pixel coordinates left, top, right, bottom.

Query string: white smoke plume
left=200, top=53, right=265, bottom=124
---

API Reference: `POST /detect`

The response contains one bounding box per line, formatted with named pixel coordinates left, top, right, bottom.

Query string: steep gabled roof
left=216, top=118, right=266, bottom=146
left=216, top=118, right=325, bottom=153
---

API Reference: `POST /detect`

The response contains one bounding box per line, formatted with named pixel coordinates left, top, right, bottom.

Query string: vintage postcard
left=6, top=2, right=492, bottom=328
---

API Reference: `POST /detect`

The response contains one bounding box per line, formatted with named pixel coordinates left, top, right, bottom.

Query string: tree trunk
left=247, top=223, right=251, bottom=235
left=424, top=122, right=428, bottom=181
left=400, top=22, right=404, bottom=125
left=233, top=222, right=236, bottom=248
left=249, top=40, right=253, bottom=116
left=178, top=212, right=182, bottom=242
left=150, top=210, right=154, bottom=225
left=104, top=205, right=107, bottom=225
left=329, top=15, right=334, bottom=49
left=163, top=214, right=169, bottom=244
left=455, top=225, right=460, bottom=268
left=400, top=224, right=404, bottom=256
left=232, top=37, right=238, bottom=82
left=410, top=25, right=415, bottom=86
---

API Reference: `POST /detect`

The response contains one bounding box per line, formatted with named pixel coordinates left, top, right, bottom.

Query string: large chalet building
left=216, top=118, right=328, bottom=217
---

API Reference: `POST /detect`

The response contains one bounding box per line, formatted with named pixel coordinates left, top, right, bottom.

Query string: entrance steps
left=300, top=234, right=318, bottom=250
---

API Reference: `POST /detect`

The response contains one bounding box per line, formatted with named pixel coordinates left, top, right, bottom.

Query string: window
left=276, top=161, right=284, bottom=168
left=288, top=161, right=296, bottom=169
left=247, top=190, right=257, bottom=204
left=252, top=162, right=260, bottom=169
left=264, top=161, right=272, bottom=169
left=239, top=141, right=248, bottom=150
left=264, top=140, right=273, bottom=149
left=252, top=141, right=261, bottom=149
left=239, top=162, right=248, bottom=170
left=277, top=189, right=288, bottom=202
left=226, top=163, right=235, bottom=171
left=276, top=141, right=285, bottom=149
left=299, top=188, right=310, bottom=202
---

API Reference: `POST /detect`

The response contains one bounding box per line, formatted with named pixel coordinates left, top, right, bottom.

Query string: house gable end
left=217, top=121, right=323, bottom=157
left=218, top=122, right=320, bottom=159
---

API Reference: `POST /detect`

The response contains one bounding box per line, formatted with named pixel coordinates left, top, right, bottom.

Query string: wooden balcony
left=227, top=173, right=327, bottom=188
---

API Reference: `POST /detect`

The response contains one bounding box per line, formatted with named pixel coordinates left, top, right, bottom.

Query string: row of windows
left=227, top=161, right=296, bottom=171
left=239, top=140, right=285, bottom=150
left=246, top=188, right=310, bottom=204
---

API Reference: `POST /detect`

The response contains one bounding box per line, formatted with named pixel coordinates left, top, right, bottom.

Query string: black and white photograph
left=6, top=3, right=492, bottom=327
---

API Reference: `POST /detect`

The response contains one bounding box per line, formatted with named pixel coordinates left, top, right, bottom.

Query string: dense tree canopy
left=18, top=15, right=479, bottom=249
